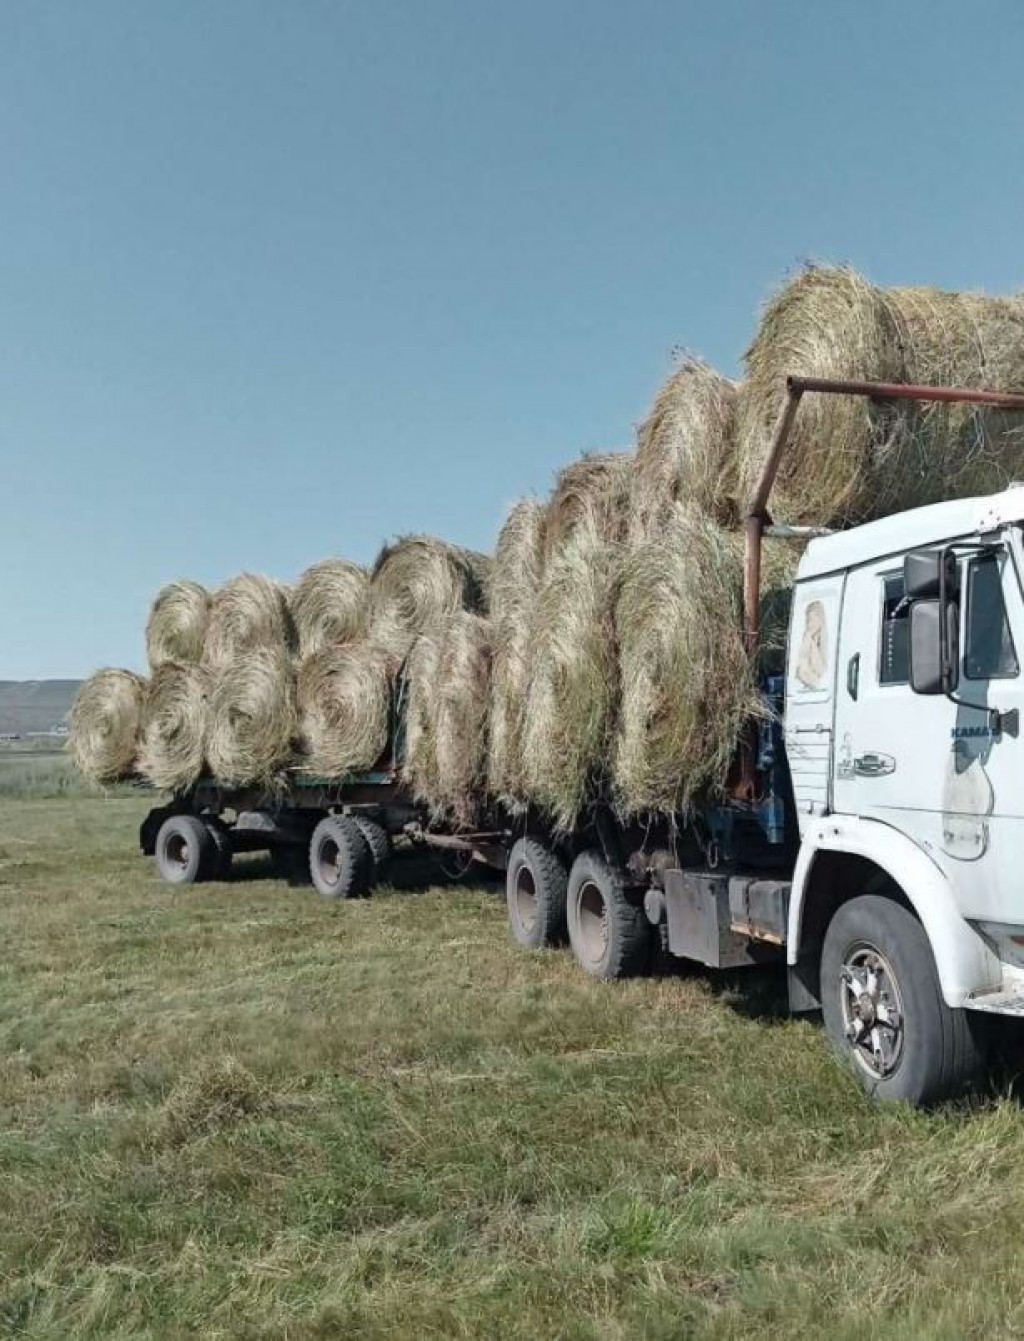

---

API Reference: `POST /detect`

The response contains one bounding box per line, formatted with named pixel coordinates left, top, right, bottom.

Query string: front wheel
left=821, top=894, right=982, bottom=1105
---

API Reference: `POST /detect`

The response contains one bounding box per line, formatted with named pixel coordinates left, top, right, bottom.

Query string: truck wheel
left=309, top=815, right=373, bottom=899
left=821, top=894, right=982, bottom=1105
left=155, top=815, right=214, bottom=886
left=353, top=817, right=391, bottom=881
left=566, top=850, right=651, bottom=979
left=203, top=819, right=233, bottom=880
left=506, top=838, right=568, bottom=949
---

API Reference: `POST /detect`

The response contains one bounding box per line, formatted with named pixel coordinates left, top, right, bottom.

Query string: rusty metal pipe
left=787, top=375, right=1024, bottom=410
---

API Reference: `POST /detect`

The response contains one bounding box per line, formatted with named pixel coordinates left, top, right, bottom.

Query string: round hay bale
left=137, top=662, right=212, bottom=792
left=543, top=451, right=634, bottom=559
left=296, top=643, right=392, bottom=774
left=487, top=499, right=547, bottom=805
left=290, top=559, right=370, bottom=658
left=404, top=612, right=490, bottom=823
left=206, top=646, right=296, bottom=786
left=367, top=536, right=490, bottom=664
left=145, top=580, right=211, bottom=669
left=522, top=519, right=621, bottom=830
left=614, top=505, right=760, bottom=817
left=67, top=668, right=146, bottom=785
left=631, top=358, right=740, bottom=540
left=739, top=265, right=1024, bottom=526
left=204, top=574, right=294, bottom=667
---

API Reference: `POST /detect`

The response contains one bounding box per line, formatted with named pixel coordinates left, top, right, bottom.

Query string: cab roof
left=795, top=484, right=1024, bottom=581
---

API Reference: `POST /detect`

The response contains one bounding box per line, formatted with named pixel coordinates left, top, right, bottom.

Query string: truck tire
left=506, top=837, right=568, bottom=949
left=155, top=815, right=214, bottom=886
left=566, top=850, right=652, bottom=979
left=203, top=818, right=233, bottom=880
left=309, top=815, right=373, bottom=900
left=821, top=894, right=982, bottom=1105
left=353, top=817, right=391, bottom=881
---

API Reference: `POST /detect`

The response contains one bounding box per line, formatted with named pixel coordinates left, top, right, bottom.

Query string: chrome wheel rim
left=839, top=941, right=905, bottom=1079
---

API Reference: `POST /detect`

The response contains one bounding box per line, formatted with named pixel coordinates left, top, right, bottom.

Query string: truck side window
left=964, top=554, right=1018, bottom=680
left=879, top=574, right=909, bottom=685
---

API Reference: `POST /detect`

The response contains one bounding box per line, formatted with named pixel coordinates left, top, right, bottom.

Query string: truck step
left=965, top=986, right=1024, bottom=1016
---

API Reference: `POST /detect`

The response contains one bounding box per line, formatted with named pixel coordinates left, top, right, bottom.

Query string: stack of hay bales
left=68, top=668, right=147, bottom=785
left=739, top=265, right=1024, bottom=526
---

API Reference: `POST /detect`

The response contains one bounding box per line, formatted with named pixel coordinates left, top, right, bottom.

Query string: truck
left=140, top=376, right=1024, bottom=1106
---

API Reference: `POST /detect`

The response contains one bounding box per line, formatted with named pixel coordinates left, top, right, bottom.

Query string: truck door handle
left=847, top=653, right=860, bottom=700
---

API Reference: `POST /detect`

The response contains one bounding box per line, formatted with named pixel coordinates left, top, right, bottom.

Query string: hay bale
left=487, top=499, right=547, bottom=805
left=522, top=519, right=621, bottom=830
left=67, top=668, right=146, bottom=785
left=404, top=612, right=490, bottom=824
left=543, top=451, right=634, bottom=559
left=136, top=662, right=212, bottom=792
left=290, top=559, right=370, bottom=658
left=204, top=574, right=294, bottom=667
left=367, top=536, right=491, bottom=663
left=631, top=358, right=740, bottom=540
left=145, top=580, right=211, bottom=668
left=614, top=505, right=760, bottom=817
left=206, top=646, right=296, bottom=786
left=739, top=265, right=1024, bottom=526
left=296, top=643, right=391, bottom=774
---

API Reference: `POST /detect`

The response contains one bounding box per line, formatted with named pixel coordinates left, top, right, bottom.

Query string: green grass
left=0, top=751, right=79, bottom=798
left=3, top=797, right=1024, bottom=1336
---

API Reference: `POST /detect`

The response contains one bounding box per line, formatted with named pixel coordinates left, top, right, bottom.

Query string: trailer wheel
left=155, top=815, right=215, bottom=886
left=506, top=838, right=568, bottom=949
left=353, top=817, right=391, bottom=881
left=203, top=818, right=233, bottom=880
left=566, top=850, right=651, bottom=979
left=821, top=894, right=982, bottom=1105
left=309, top=815, right=373, bottom=899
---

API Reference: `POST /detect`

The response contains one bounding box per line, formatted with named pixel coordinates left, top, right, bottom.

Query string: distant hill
left=0, top=681, right=81, bottom=735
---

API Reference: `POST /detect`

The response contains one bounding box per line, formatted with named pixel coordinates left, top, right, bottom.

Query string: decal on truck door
left=795, top=600, right=828, bottom=690
left=941, top=739, right=993, bottom=861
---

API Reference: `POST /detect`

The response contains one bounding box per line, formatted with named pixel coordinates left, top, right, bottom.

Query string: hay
left=290, top=559, right=370, bottom=658
left=543, top=451, right=634, bottom=559
left=367, top=535, right=491, bottom=663
left=206, top=646, right=296, bottom=786
left=137, top=662, right=212, bottom=792
left=296, top=643, right=391, bottom=774
left=145, top=580, right=211, bottom=668
left=404, top=612, right=490, bottom=824
left=521, top=519, right=621, bottom=830
left=204, top=573, right=294, bottom=667
left=614, top=505, right=760, bottom=817
left=487, top=499, right=547, bottom=804
left=739, top=265, right=1024, bottom=526
left=67, top=668, right=146, bottom=785
left=631, top=358, right=740, bottom=540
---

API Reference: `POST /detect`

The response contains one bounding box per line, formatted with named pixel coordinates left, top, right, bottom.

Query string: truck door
left=832, top=541, right=1024, bottom=922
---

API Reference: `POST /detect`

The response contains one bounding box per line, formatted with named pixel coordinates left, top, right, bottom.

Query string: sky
left=3, top=0, right=1024, bottom=678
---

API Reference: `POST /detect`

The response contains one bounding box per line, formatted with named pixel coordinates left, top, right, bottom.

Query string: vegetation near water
left=3, top=796, right=1024, bottom=1336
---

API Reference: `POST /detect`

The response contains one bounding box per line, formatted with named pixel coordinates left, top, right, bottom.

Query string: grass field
left=4, top=798, right=1024, bottom=1337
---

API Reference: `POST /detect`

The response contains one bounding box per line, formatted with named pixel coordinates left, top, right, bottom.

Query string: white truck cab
left=785, top=483, right=1024, bottom=1100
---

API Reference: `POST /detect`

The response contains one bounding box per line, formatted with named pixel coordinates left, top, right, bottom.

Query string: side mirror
left=909, top=600, right=960, bottom=695
left=904, top=548, right=959, bottom=601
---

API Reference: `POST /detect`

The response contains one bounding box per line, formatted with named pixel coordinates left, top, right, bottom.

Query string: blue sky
left=4, top=0, right=1024, bottom=677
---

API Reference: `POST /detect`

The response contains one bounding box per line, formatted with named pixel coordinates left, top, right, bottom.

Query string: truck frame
left=141, top=376, right=1024, bottom=1106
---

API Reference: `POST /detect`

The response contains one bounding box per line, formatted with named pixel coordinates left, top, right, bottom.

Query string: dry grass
left=296, top=643, right=392, bottom=775
left=204, top=573, right=294, bottom=667
left=614, top=505, right=761, bottom=817
left=487, top=499, right=547, bottom=807
left=404, top=612, right=490, bottom=825
left=522, top=519, right=621, bottom=830
left=739, top=265, right=1024, bottom=526
left=543, top=451, right=634, bottom=559
left=632, top=357, right=740, bottom=539
left=145, top=580, right=211, bottom=668
left=136, top=662, right=212, bottom=793
left=206, top=646, right=296, bottom=786
left=290, top=559, right=369, bottom=659
left=368, top=536, right=491, bottom=664
left=67, top=668, right=146, bottom=785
